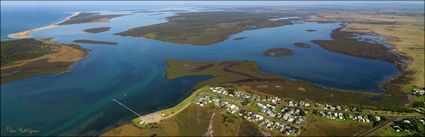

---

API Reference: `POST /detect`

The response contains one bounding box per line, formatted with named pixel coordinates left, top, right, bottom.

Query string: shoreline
left=7, top=11, right=81, bottom=39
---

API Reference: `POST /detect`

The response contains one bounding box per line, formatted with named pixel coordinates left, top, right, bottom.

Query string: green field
left=302, top=115, right=372, bottom=136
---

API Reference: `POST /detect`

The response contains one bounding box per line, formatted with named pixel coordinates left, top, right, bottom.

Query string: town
left=194, top=86, right=425, bottom=136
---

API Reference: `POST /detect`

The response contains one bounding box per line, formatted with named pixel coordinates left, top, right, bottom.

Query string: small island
left=1, top=38, right=88, bottom=83
left=233, top=36, right=247, bottom=40
left=294, top=42, right=311, bottom=48
left=306, top=29, right=317, bottom=32
left=264, top=48, right=294, bottom=57
left=73, top=39, right=118, bottom=45
left=83, top=27, right=111, bottom=33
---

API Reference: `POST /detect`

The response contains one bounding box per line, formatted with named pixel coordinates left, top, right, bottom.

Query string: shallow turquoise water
left=0, top=1, right=405, bottom=136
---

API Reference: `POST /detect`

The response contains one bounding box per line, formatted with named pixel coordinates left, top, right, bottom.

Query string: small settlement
left=193, top=86, right=424, bottom=136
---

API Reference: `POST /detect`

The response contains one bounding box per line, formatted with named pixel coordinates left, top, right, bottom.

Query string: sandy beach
left=8, top=12, right=81, bottom=39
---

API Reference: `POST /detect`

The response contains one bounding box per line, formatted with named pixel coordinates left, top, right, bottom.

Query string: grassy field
left=116, top=11, right=294, bottom=45
left=302, top=115, right=372, bottom=136
left=138, top=86, right=210, bottom=120
left=369, top=124, right=413, bottom=136
left=369, top=117, right=425, bottom=137
left=102, top=104, right=212, bottom=136
left=102, top=104, right=266, bottom=136
left=165, top=59, right=409, bottom=108
left=102, top=85, right=274, bottom=136
left=1, top=38, right=88, bottom=83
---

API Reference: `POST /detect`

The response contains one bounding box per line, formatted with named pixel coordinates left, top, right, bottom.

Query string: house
left=375, top=116, right=381, bottom=121
left=283, top=113, right=290, bottom=120
left=412, top=88, right=425, bottom=96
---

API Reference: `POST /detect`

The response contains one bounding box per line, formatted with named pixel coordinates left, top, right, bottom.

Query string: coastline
left=7, top=11, right=81, bottom=39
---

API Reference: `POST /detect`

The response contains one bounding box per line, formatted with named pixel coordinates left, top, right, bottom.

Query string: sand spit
left=8, top=12, right=81, bottom=39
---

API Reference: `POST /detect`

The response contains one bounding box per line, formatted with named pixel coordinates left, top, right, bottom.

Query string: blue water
left=1, top=1, right=414, bottom=136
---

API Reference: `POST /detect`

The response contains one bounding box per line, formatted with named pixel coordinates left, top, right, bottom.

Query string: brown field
left=301, top=115, right=372, bottom=136
left=101, top=104, right=264, bottom=136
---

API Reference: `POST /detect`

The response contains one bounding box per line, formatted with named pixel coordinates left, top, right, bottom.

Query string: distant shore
left=7, top=11, right=81, bottom=39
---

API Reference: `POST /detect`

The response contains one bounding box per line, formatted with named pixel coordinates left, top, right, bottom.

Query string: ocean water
left=1, top=1, right=417, bottom=136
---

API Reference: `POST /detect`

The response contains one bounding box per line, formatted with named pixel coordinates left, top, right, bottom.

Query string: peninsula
left=1, top=38, right=88, bottom=83
left=8, top=12, right=126, bottom=39
left=7, top=12, right=81, bottom=39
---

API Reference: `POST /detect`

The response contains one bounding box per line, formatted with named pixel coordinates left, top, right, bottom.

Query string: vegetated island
left=233, top=36, right=247, bottom=40
left=306, top=29, right=317, bottom=32
left=264, top=48, right=294, bottom=57
left=73, top=39, right=118, bottom=45
left=294, top=42, right=311, bottom=48
left=103, top=59, right=423, bottom=136
left=83, top=27, right=111, bottom=33
left=1, top=38, right=89, bottom=83
left=115, top=11, right=297, bottom=45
